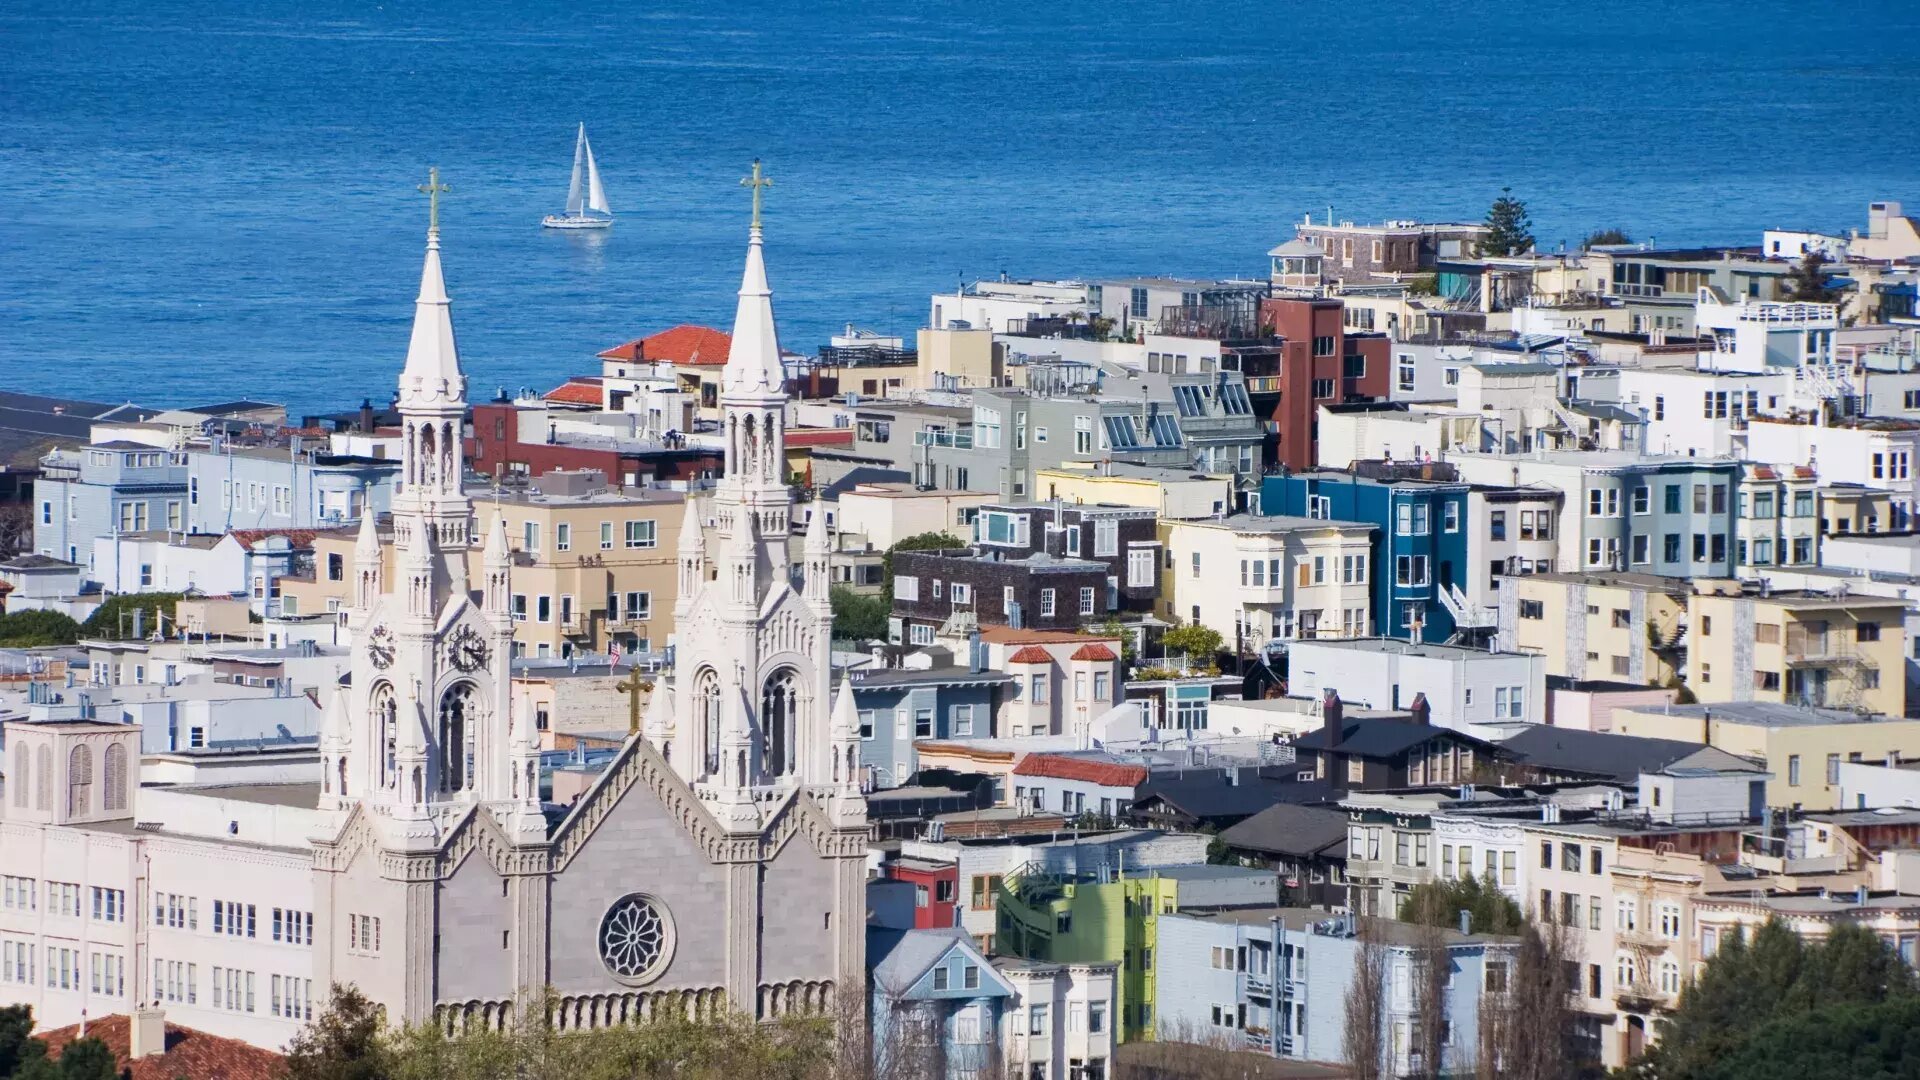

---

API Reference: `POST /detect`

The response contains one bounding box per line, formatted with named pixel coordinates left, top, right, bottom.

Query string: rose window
left=598, top=894, right=672, bottom=982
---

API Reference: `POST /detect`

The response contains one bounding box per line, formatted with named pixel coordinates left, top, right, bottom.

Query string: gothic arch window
left=103, top=743, right=128, bottom=812
left=694, top=668, right=721, bottom=778
left=11, top=743, right=25, bottom=808
left=67, top=744, right=93, bottom=816
left=420, top=423, right=438, bottom=490
left=441, top=421, right=457, bottom=491
left=439, top=682, right=479, bottom=792
left=372, top=682, right=398, bottom=789
left=761, top=667, right=799, bottom=778
left=35, top=745, right=51, bottom=812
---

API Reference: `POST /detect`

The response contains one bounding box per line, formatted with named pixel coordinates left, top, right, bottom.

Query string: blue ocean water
left=3, top=0, right=1918, bottom=416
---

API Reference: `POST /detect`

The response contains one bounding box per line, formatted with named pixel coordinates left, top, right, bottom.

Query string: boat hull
left=542, top=214, right=613, bottom=230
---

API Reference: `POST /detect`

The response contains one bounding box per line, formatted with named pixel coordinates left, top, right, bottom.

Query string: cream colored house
left=835, top=484, right=996, bottom=551
left=1684, top=584, right=1907, bottom=716
left=1159, top=514, right=1375, bottom=650
left=1498, top=571, right=1689, bottom=687
left=1036, top=463, right=1233, bottom=521
left=1612, top=701, right=1920, bottom=811
left=918, top=326, right=1004, bottom=390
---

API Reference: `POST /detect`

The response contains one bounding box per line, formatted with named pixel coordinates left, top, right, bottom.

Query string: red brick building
left=1237, top=296, right=1391, bottom=471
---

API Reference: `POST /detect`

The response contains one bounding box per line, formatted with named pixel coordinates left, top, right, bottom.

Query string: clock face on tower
left=448, top=624, right=490, bottom=673
left=367, top=624, right=395, bottom=670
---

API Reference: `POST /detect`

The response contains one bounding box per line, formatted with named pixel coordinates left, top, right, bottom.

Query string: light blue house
left=185, top=441, right=397, bottom=535
left=33, top=442, right=189, bottom=574
left=851, top=658, right=1011, bottom=789
left=868, top=926, right=1018, bottom=1078
left=1156, top=907, right=1513, bottom=1077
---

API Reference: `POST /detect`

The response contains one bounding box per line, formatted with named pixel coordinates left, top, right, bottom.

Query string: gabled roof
left=39, top=1013, right=287, bottom=1080
left=1133, top=774, right=1306, bottom=823
left=1007, top=646, right=1054, bottom=664
left=1499, top=725, right=1760, bottom=784
left=867, top=927, right=1016, bottom=998
left=598, top=324, right=733, bottom=366
left=1013, top=753, right=1148, bottom=788
left=1070, top=643, right=1117, bottom=662
left=1220, top=802, right=1350, bottom=858
left=228, top=528, right=323, bottom=549
left=544, top=377, right=604, bottom=406
left=1292, top=719, right=1504, bottom=760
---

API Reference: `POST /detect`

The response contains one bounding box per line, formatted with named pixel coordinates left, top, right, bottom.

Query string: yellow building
left=917, top=326, right=1004, bottom=390
left=1036, top=462, right=1233, bottom=521
left=1685, top=585, right=1907, bottom=715
left=280, top=477, right=692, bottom=660
left=1612, top=702, right=1920, bottom=811
left=1501, top=571, right=1689, bottom=686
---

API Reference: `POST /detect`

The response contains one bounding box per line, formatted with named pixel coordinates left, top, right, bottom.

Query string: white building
left=1746, top=416, right=1920, bottom=529
left=994, top=957, right=1118, bottom=1080
left=1613, top=367, right=1789, bottom=458
left=91, top=532, right=302, bottom=616
left=2, top=190, right=868, bottom=1048
left=1159, top=514, right=1376, bottom=648
left=1284, top=638, right=1546, bottom=736
left=1693, top=289, right=1838, bottom=374
left=930, top=279, right=1089, bottom=333
left=1316, top=403, right=1481, bottom=468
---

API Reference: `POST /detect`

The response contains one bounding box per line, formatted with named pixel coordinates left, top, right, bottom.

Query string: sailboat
left=542, top=123, right=613, bottom=229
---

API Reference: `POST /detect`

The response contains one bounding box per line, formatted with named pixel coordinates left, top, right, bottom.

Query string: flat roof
left=1179, top=905, right=1512, bottom=945
left=1294, top=637, right=1534, bottom=662
left=1620, top=701, right=1910, bottom=728
left=1177, top=513, right=1373, bottom=535
left=162, top=782, right=321, bottom=808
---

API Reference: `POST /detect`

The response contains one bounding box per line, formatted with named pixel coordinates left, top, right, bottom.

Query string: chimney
left=130, top=1003, right=166, bottom=1059
left=1321, top=689, right=1343, bottom=747
left=1857, top=885, right=1869, bottom=905
left=358, top=397, right=375, bottom=433
left=1458, top=909, right=1472, bottom=935
left=1408, top=692, right=1431, bottom=727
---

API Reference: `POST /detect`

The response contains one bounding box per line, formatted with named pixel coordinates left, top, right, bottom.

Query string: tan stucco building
left=1684, top=584, right=1907, bottom=716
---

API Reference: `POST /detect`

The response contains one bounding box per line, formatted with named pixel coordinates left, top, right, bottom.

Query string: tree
left=1479, top=921, right=1575, bottom=1080
left=0, top=609, right=82, bottom=647
left=1342, top=917, right=1389, bottom=1080
left=1091, top=616, right=1137, bottom=667
left=828, top=586, right=889, bottom=643
left=1409, top=919, right=1449, bottom=1080
left=1583, top=228, right=1632, bottom=249
left=0, top=1005, right=46, bottom=1078
left=1160, top=623, right=1223, bottom=668
left=79, top=592, right=184, bottom=640
left=286, top=984, right=388, bottom=1080
left=0, top=505, right=31, bottom=560
left=1402, top=874, right=1523, bottom=936
left=1480, top=189, right=1534, bottom=257
left=1631, top=919, right=1916, bottom=1080
left=880, top=532, right=966, bottom=597
left=1692, top=995, right=1920, bottom=1080
left=1783, top=251, right=1841, bottom=305
left=48, top=1036, right=117, bottom=1080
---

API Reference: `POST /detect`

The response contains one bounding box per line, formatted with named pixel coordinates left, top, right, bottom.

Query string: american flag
left=608, top=641, right=623, bottom=667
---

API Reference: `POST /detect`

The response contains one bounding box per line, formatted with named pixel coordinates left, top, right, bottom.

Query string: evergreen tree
left=1694, top=995, right=1920, bottom=1080
left=1480, top=188, right=1534, bottom=256
left=1401, top=873, right=1523, bottom=934
left=0, top=1005, right=45, bottom=1077
left=286, top=985, right=389, bottom=1080
left=1584, top=227, right=1632, bottom=249
left=48, top=1037, right=117, bottom=1080
left=1784, top=251, right=1841, bottom=305
left=828, top=586, right=889, bottom=642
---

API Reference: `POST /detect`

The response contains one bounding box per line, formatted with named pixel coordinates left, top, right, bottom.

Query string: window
left=1030, top=1003, right=1051, bottom=1036
left=1127, top=546, right=1156, bottom=587
left=350, top=914, right=382, bottom=954
left=1030, top=675, right=1049, bottom=703
left=1632, top=485, right=1650, bottom=514
left=1443, top=502, right=1459, bottom=532
left=1394, top=555, right=1429, bottom=586
left=1519, top=599, right=1544, bottom=620
left=895, top=575, right=919, bottom=602
left=857, top=710, right=875, bottom=740
left=1312, top=335, right=1335, bottom=357
left=1039, top=589, right=1056, bottom=617
left=1490, top=511, right=1506, bottom=541
left=1311, top=378, right=1335, bottom=399
left=1093, top=519, right=1119, bottom=557
left=625, top=520, right=657, bottom=548
left=1079, top=587, right=1096, bottom=615
left=1788, top=754, right=1801, bottom=786
left=623, top=591, right=651, bottom=620
left=600, top=521, right=614, bottom=549
left=554, top=522, right=571, bottom=551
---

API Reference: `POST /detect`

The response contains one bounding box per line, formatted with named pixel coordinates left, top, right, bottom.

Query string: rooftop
left=166, top=781, right=322, bottom=808
left=39, top=1013, right=285, bottom=1080
left=1176, top=512, right=1374, bottom=535
left=1178, top=905, right=1513, bottom=946
left=597, top=324, right=732, bottom=365
left=1294, top=637, right=1535, bottom=662
left=1620, top=701, right=1913, bottom=728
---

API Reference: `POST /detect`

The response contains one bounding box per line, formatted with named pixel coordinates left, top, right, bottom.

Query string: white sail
left=564, top=124, right=587, bottom=216
left=584, top=131, right=611, bottom=216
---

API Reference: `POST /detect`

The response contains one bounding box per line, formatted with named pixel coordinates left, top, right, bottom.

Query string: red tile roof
left=1070, top=643, right=1118, bottom=662
left=1007, top=646, right=1054, bottom=664
left=1013, top=753, right=1148, bottom=788
left=785, top=428, right=855, bottom=448
left=228, top=528, right=323, bottom=549
left=981, top=627, right=1121, bottom=646
left=544, top=377, right=604, bottom=406
left=598, top=325, right=733, bottom=366
left=39, top=1013, right=286, bottom=1080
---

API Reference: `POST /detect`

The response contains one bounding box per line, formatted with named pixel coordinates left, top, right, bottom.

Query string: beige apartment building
left=281, top=476, right=691, bottom=659
left=1159, top=513, right=1376, bottom=650
left=1499, top=571, right=1689, bottom=686
left=1685, top=584, right=1908, bottom=716
left=1613, top=701, right=1920, bottom=811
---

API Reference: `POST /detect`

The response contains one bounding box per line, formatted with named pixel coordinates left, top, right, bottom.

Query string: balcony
left=1245, top=376, right=1284, bottom=394
left=913, top=428, right=975, bottom=450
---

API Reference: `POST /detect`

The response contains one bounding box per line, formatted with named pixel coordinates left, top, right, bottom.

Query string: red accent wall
left=1256, top=297, right=1392, bottom=472
left=886, top=862, right=960, bottom=930
left=471, top=403, right=722, bottom=484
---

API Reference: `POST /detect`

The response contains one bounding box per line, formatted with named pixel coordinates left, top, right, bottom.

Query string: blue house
left=1261, top=463, right=1470, bottom=644
left=1156, top=907, right=1515, bottom=1074
left=868, top=926, right=1019, bottom=1078
left=851, top=657, right=1011, bottom=790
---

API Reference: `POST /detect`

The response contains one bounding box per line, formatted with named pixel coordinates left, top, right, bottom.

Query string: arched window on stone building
left=103, top=742, right=128, bottom=812
left=67, top=744, right=93, bottom=816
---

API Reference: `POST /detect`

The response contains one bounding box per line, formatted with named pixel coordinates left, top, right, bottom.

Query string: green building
left=994, top=863, right=1277, bottom=1042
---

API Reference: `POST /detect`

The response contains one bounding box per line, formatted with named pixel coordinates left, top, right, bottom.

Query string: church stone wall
left=548, top=785, right=727, bottom=996
left=756, top=832, right=838, bottom=986
left=435, top=848, right=513, bottom=1003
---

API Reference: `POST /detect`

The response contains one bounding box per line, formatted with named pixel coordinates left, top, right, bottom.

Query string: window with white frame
left=951, top=704, right=976, bottom=736
left=1039, top=589, right=1056, bottom=617
left=1093, top=519, right=1119, bottom=557
left=625, top=520, right=657, bottom=548
left=1079, top=587, right=1096, bottom=615
left=1127, top=545, right=1156, bottom=587
left=895, top=575, right=920, bottom=601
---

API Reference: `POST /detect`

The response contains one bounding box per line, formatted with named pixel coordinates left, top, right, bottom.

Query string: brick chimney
left=1321, top=689, right=1343, bottom=747
left=130, top=1004, right=166, bottom=1060
left=1409, top=692, right=1431, bottom=727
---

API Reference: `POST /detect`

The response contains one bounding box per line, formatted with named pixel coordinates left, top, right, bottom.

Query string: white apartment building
left=1734, top=464, right=1821, bottom=572
left=1746, top=416, right=1920, bottom=529
left=1614, top=367, right=1789, bottom=458
left=0, top=720, right=320, bottom=1047
left=1284, top=638, right=1546, bottom=734
left=994, top=957, right=1118, bottom=1080
left=1693, top=290, right=1839, bottom=374
left=1159, top=514, right=1375, bottom=649
left=1455, top=362, right=1567, bottom=454
left=1316, top=403, right=1482, bottom=468
left=930, top=279, right=1089, bottom=332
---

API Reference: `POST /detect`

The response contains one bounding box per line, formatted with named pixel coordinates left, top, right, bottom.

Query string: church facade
left=0, top=179, right=867, bottom=1047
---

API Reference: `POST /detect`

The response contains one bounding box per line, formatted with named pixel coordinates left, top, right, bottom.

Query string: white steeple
left=721, top=160, right=784, bottom=402
left=398, top=168, right=464, bottom=409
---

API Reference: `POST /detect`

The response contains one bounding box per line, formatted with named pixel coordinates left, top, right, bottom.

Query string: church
left=0, top=171, right=868, bottom=1047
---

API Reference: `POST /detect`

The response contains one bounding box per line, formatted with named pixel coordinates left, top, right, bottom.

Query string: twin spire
left=722, top=160, right=786, bottom=400
left=399, top=167, right=464, bottom=403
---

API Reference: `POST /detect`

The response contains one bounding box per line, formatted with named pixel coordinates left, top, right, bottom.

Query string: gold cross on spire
left=418, top=167, right=450, bottom=233
left=740, top=159, right=772, bottom=230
